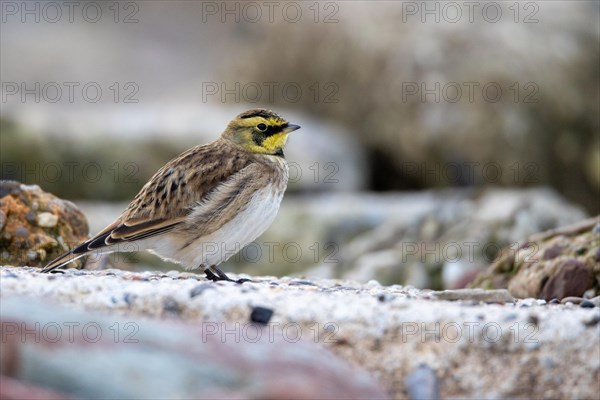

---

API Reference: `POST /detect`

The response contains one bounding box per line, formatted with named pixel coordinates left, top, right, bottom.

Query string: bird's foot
left=205, top=266, right=251, bottom=284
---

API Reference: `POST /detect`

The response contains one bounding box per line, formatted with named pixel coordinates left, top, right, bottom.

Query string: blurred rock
left=303, top=187, right=585, bottom=288
left=0, top=181, right=88, bottom=268
left=1, top=296, right=386, bottom=400
left=0, top=376, right=73, bottom=400
left=233, top=2, right=600, bottom=214
left=471, top=217, right=600, bottom=300
left=2, top=266, right=599, bottom=399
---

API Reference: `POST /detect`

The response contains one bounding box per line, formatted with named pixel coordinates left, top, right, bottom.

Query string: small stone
left=542, top=244, right=563, bottom=260
left=542, top=260, right=593, bottom=301
left=527, top=314, right=540, bottom=326
left=521, top=298, right=537, bottom=307
left=250, top=306, right=274, bottom=324
left=504, top=313, right=518, bottom=321
left=25, top=210, right=37, bottom=224
left=162, top=296, right=181, bottom=314
left=189, top=284, right=214, bottom=298
left=123, top=293, right=137, bottom=305
left=14, top=227, right=29, bottom=237
left=36, top=212, right=59, bottom=228
left=549, top=298, right=560, bottom=304
left=583, top=314, right=600, bottom=326
left=367, top=280, right=381, bottom=288
left=432, top=289, right=515, bottom=303
left=0, top=209, right=7, bottom=230
left=580, top=300, right=596, bottom=308
left=26, top=250, right=38, bottom=261
left=561, top=297, right=584, bottom=305
left=405, top=364, right=439, bottom=400
left=289, top=280, right=315, bottom=286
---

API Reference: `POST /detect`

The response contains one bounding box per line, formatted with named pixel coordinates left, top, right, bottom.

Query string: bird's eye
left=257, top=123, right=267, bottom=132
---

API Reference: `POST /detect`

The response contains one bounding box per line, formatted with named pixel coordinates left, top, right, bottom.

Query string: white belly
left=147, top=185, right=284, bottom=269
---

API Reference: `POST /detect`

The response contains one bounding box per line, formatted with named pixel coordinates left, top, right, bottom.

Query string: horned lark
left=42, top=109, right=300, bottom=282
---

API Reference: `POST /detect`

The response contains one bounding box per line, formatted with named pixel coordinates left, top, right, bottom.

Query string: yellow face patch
left=260, top=132, right=289, bottom=153
left=224, top=111, right=297, bottom=156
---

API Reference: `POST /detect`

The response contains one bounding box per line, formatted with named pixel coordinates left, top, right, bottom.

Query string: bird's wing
left=42, top=142, right=257, bottom=272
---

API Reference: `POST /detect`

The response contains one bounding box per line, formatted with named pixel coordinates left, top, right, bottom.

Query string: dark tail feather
left=40, top=243, right=90, bottom=273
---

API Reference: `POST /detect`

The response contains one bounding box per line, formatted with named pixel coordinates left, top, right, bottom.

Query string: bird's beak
left=283, top=124, right=301, bottom=133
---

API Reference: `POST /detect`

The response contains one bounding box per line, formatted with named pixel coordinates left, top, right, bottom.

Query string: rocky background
left=1, top=1, right=598, bottom=212
left=1, top=1, right=599, bottom=399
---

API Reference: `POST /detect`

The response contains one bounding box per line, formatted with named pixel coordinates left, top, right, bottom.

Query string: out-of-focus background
left=1, top=1, right=598, bottom=289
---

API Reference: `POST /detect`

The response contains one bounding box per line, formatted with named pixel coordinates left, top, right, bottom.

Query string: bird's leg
left=204, top=265, right=250, bottom=284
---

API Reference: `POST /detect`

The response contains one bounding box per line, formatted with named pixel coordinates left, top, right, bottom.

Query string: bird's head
left=222, top=109, right=300, bottom=157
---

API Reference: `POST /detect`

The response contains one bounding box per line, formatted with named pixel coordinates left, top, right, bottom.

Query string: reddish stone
left=542, top=259, right=594, bottom=300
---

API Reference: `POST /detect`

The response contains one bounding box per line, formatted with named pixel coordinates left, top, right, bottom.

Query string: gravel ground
left=1, top=266, right=599, bottom=399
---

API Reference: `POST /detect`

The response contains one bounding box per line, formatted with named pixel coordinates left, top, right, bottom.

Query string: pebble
left=27, top=250, right=37, bottom=261
left=162, top=296, right=181, bottom=314
left=36, top=212, right=58, bottom=228
left=520, top=298, right=537, bottom=307
left=579, top=300, right=595, bottom=308
left=583, top=314, right=600, bottom=327
left=504, top=313, right=518, bottom=321
left=24, top=210, right=37, bottom=224
left=250, top=306, right=274, bottom=325
left=561, top=297, right=584, bottom=305
left=123, top=293, right=137, bottom=305
left=14, top=227, right=29, bottom=237
left=431, top=289, right=515, bottom=303
left=189, top=284, right=215, bottom=298
left=289, top=280, right=315, bottom=286
left=405, top=364, right=439, bottom=400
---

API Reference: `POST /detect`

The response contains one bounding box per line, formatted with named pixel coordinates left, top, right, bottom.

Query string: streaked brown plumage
left=42, top=109, right=300, bottom=281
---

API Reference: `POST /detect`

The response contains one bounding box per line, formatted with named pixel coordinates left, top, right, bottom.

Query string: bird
left=41, top=109, right=300, bottom=282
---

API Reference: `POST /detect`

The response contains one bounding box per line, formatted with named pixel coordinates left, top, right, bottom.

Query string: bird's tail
left=41, top=243, right=89, bottom=273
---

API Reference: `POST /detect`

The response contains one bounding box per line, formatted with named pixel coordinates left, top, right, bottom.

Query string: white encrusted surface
left=2, top=266, right=599, bottom=399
